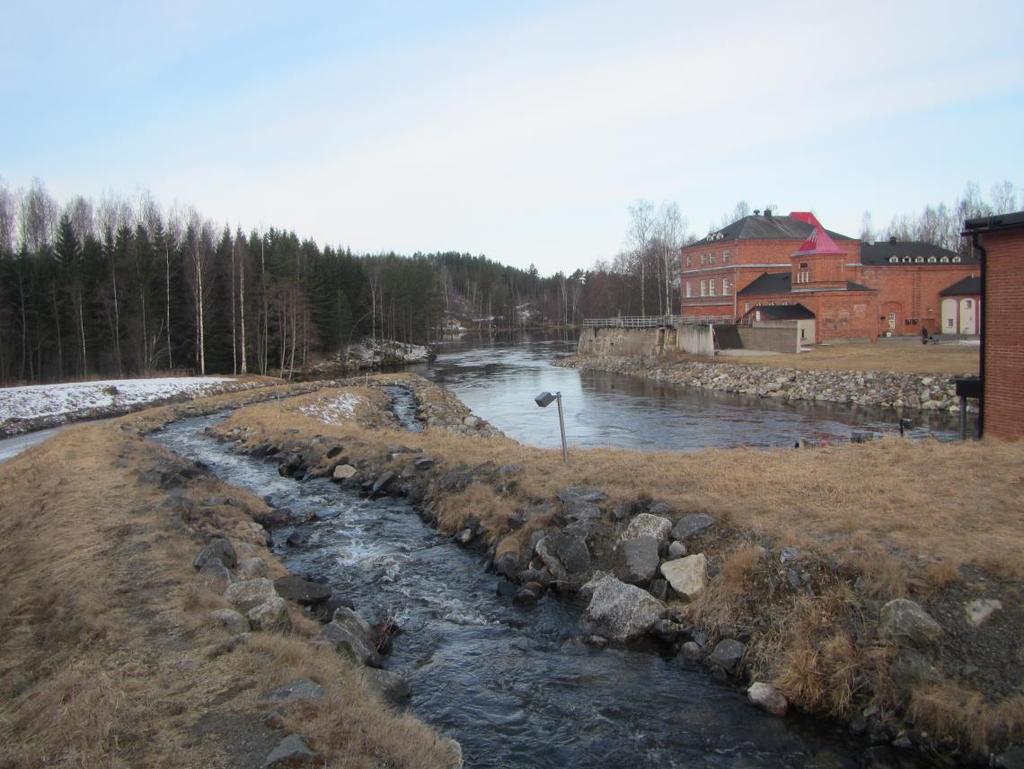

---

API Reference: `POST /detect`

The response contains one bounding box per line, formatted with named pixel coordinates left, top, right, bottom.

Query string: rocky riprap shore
left=557, top=355, right=976, bottom=414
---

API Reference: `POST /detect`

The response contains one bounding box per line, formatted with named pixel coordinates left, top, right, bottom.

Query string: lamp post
left=535, top=391, right=568, bottom=464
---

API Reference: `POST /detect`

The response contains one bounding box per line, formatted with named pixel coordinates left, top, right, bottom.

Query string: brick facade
left=979, top=228, right=1024, bottom=440
left=858, top=265, right=980, bottom=337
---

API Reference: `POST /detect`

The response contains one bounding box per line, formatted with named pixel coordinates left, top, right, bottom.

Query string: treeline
left=0, top=180, right=641, bottom=385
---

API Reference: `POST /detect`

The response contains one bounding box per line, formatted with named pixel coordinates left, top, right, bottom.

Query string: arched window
left=927, top=256, right=937, bottom=263
left=952, top=256, right=961, bottom=263
left=889, top=256, right=898, bottom=263
left=940, top=256, right=949, bottom=263
left=902, top=256, right=912, bottom=263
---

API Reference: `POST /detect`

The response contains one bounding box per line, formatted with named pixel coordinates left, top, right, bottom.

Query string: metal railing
left=582, top=315, right=721, bottom=328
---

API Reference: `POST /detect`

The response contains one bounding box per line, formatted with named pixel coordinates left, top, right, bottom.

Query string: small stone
left=679, top=641, right=703, bottom=663
left=880, top=598, right=943, bottom=650
left=371, top=471, right=397, bottom=496
left=455, top=528, right=474, bottom=545
left=413, top=456, right=435, bottom=470
left=332, top=464, right=357, bottom=480
left=259, top=678, right=325, bottom=703
left=199, top=562, right=231, bottom=593
left=210, top=608, right=250, bottom=634
left=237, top=557, right=268, bottom=579
left=668, top=541, right=686, bottom=558
left=286, top=529, right=307, bottom=547
left=263, top=734, right=315, bottom=768
left=273, top=575, right=331, bottom=605
left=709, top=638, right=746, bottom=675
left=463, top=415, right=480, bottom=428
left=363, top=668, right=411, bottom=705
left=648, top=578, right=668, bottom=601
left=225, top=579, right=279, bottom=614
left=747, top=682, right=788, bottom=716
left=779, top=547, right=799, bottom=563
left=247, top=596, right=292, bottom=632
left=965, top=598, right=1002, bottom=627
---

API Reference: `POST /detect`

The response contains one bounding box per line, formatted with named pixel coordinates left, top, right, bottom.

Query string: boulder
left=263, top=734, right=316, bottom=768
left=413, top=456, right=435, bottom=470
left=320, top=607, right=381, bottom=667
left=747, top=682, right=788, bottom=716
left=332, top=464, right=357, bottom=481
left=210, top=608, right=250, bottom=634
left=193, top=538, right=237, bottom=570
left=371, top=471, right=397, bottom=496
left=199, top=562, right=231, bottom=593
left=612, top=536, right=660, bottom=585
left=648, top=578, right=668, bottom=601
left=259, top=678, right=325, bottom=703
left=647, top=501, right=673, bottom=516
left=238, top=557, right=268, bottom=579
left=671, top=513, right=714, bottom=541
left=579, top=570, right=611, bottom=602
left=363, top=668, right=411, bottom=705
left=660, top=554, right=707, bottom=601
left=709, top=639, right=746, bottom=675
left=581, top=575, right=666, bottom=642
left=226, top=579, right=279, bottom=614
left=679, top=641, right=704, bottom=663
left=536, top=531, right=591, bottom=584
left=557, top=486, right=607, bottom=505
left=247, top=596, right=292, bottom=632
left=619, top=513, right=673, bottom=546
left=879, top=599, right=943, bottom=650
left=274, top=575, right=331, bottom=605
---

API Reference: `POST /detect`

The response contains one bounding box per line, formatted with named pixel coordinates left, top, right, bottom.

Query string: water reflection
left=422, top=333, right=962, bottom=451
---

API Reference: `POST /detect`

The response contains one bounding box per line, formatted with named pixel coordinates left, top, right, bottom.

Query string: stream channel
left=152, top=402, right=921, bottom=769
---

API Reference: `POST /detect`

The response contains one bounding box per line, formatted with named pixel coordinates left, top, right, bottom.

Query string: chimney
left=889, top=235, right=897, bottom=244
left=764, top=208, right=772, bottom=218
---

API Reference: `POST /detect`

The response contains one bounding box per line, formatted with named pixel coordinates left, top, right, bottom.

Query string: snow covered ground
left=0, top=376, right=246, bottom=436
left=348, top=340, right=431, bottom=366
left=298, top=393, right=362, bottom=425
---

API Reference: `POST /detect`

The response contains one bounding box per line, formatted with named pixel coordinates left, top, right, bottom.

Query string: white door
left=959, top=299, right=976, bottom=334
left=941, top=298, right=957, bottom=333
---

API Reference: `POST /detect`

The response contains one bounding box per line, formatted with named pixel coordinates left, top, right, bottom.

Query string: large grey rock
left=210, top=608, right=250, bottom=634
left=557, top=486, right=607, bottom=505
left=273, top=575, right=331, bottom=605
left=320, top=607, right=381, bottom=666
left=199, top=562, right=231, bottom=593
left=237, top=556, right=268, bottom=579
left=259, top=678, right=325, bottom=703
left=880, top=599, right=943, bottom=650
left=363, top=668, right=412, bottom=705
left=581, top=575, right=666, bottom=642
left=748, top=682, right=788, bottom=716
left=247, top=596, right=292, bottom=632
left=709, top=639, right=746, bottom=675
left=263, top=734, right=316, bottom=767
left=579, top=570, right=612, bottom=602
left=672, top=513, right=714, bottom=541
left=193, top=537, right=237, bottom=570
left=536, top=531, right=591, bottom=584
left=619, top=513, right=672, bottom=545
left=613, top=536, right=660, bottom=585
left=225, top=579, right=278, bottom=614
left=660, top=554, right=707, bottom=601
left=371, top=471, right=397, bottom=495
left=332, top=464, right=357, bottom=480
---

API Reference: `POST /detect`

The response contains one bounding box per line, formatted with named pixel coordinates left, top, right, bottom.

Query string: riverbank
left=0, top=388, right=463, bottom=769
left=556, top=354, right=976, bottom=415
left=208, top=373, right=1023, bottom=765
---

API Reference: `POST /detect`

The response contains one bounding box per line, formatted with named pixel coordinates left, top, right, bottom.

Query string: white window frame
left=685, top=281, right=692, bottom=298
left=700, top=279, right=708, bottom=297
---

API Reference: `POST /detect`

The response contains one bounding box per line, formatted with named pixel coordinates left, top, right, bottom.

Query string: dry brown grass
left=911, top=684, right=1024, bottom=753
left=0, top=422, right=459, bottom=769
left=721, top=339, right=979, bottom=375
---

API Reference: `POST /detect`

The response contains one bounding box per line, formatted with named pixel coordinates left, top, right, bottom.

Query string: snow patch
left=299, top=393, right=362, bottom=425
left=0, top=377, right=237, bottom=424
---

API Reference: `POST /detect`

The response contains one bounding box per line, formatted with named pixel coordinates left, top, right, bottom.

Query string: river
left=416, top=333, right=962, bottom=451
left=153, top=413, right=884, bottom=769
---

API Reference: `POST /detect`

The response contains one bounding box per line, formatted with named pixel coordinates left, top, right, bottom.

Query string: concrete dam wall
left=577, top=324, right=715, bottom=358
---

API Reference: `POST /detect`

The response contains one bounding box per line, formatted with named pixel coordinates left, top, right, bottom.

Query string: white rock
left=965, top=598, right=1002, bottom=627
left=333, top=464, right=357, bottom=480
left=619, top=513, right=672, bottom=545
left=748, top=682, right=788, bottom=716
left=660, top=554, right=707, bottom=601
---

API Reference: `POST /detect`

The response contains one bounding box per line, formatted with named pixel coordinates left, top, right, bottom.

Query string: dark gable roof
left=738, top=272, right=792, bottom=295
left=694, top=215, right=853, bottom=246
left=860, top=241, right=973, bottom=265
left=963, top=210, right=1024, bottom=234
left=738, top=272, right=876, bottom=296
left=940, top=276, right=981, bottom=296
left=750, top=303, right=816, bottom=320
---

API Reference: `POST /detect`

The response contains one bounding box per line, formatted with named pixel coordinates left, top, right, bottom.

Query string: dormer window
left=915, top=256, right=925, bottom=263
left=889, top=256, right=899, bottom=263
left=940, top=256, right=949, bottom=263
left=952, top=256, right=961, bottom=263
left=927, top=256, right=937, bottom=263
left=902, top=256, right=912, bottom=263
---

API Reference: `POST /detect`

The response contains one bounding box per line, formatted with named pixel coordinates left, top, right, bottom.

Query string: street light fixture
left=535, top=391, right=568, bottom=464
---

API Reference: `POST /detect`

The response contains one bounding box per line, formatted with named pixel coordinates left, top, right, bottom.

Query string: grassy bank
left=211, top=373, right=1024, bottom=760
left=0, top=412, right=461, bottom=767
left=720, top=339, right=978, bottom=376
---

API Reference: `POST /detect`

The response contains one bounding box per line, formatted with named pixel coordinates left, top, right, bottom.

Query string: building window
left=723, top=277, right=732, bottom=294
left=700, top=253, right=707, bottom=266
left=952, top=256, right=961, bottom=263
left=915, top=256, right=924, bottom=263
left=902, top=257, right=911, bottom=263
left=889, top=256, right=899, bottom=263
left=700, top=279, right=707, bottom=297
left=709, top=251, right=716, bottom=264
left=744, top=302, right=750, bottom=312
left=709, top=279, right=717, bottom=296
left=927, top=256, right=937, bottom=263
left=940, top=256, right=949, bottom=263
left=723, top=250, right=731, bottom=263
left=964, top=299, right=972, bottom=308
left=685, top=254, right=691, bottom=267
left=685, top=281, right=692, bottom=298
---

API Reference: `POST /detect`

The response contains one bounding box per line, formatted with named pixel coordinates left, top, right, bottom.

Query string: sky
left=1, top=0, right=1022, bottom=275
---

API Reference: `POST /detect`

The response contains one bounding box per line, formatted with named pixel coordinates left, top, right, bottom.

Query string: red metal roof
left=788, top=211, right=822, bottom=228
left=793, top=225, right=844, bottom=256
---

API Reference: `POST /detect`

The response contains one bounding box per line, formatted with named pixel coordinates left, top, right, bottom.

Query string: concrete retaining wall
left=577, top=325, right=714, bottom=358
left=736, top=326, right=800, bottom=354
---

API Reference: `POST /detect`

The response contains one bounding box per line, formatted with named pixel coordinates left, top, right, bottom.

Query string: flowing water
left=418, top=334, right=964, bottom=451
left=152, top=415, right=907, bottom=769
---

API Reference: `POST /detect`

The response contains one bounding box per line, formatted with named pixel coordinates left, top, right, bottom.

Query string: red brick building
left=680, top=210, right=978, bottom=343
left=962, top=211, right=1024, bottom=441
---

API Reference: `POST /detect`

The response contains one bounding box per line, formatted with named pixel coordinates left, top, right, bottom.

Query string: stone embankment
left=557, top=354, right=974, bottom=414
